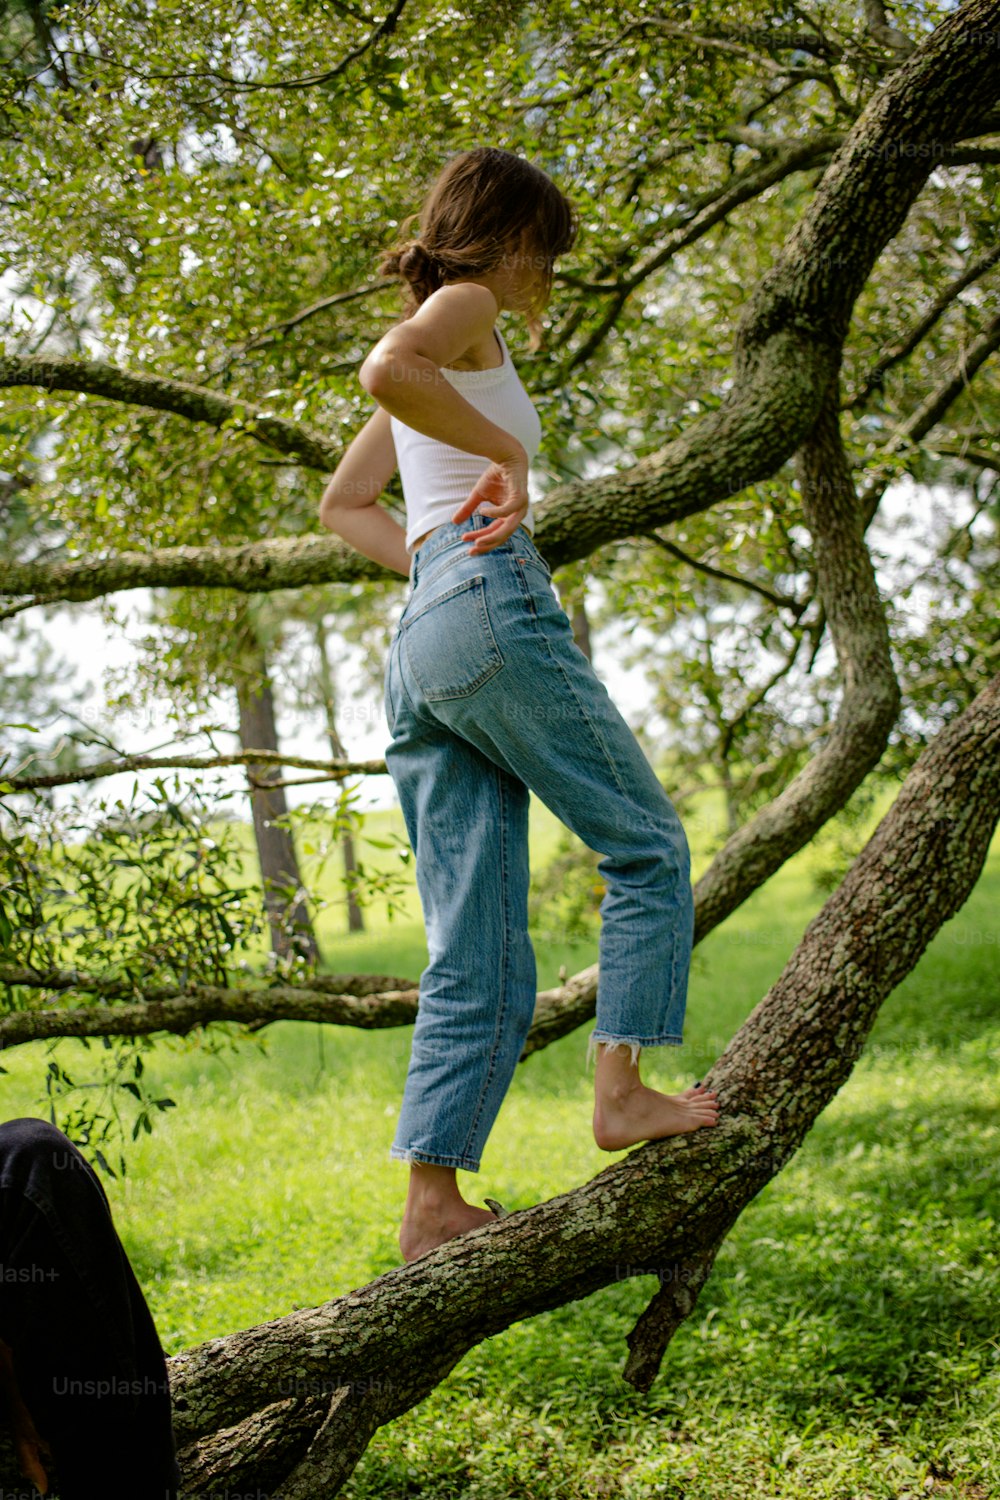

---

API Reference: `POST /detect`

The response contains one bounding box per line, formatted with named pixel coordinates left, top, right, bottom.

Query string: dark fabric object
left=0, top=1117, right=180, bottom=1499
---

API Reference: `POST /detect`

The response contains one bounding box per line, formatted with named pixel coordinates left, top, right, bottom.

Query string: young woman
left=320, top=147, right=719, bottom=1263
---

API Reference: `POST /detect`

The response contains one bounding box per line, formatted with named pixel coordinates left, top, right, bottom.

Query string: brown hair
left=377, top=147, right=578, bottom=350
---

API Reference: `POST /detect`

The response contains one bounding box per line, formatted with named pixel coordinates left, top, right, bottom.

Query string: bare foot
left=398, top=1163, right=496, bottom=1262
left=592, top=1044, right=720, bottom=1150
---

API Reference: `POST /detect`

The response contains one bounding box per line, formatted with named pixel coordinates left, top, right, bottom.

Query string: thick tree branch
left=622, top=1241, right=723, bottom=1392
left=0, top=532, right=381, bottom=605
left=0, top=977, right=420, bottom=1047
left=0, top=965, right=410, bottom=1003
left=862, top=0, right=917, bottom=59
left=0, top=967, right=596, bottom=1055
left=691, top=379, right=901, bottom=941
left=275, top=1346, right=466, bottom=1500
left=0, top=355, right=341, bottom=469
left=3, top=746, right=388, bottom=793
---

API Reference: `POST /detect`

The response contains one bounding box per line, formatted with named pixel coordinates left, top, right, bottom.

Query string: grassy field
left=1, top=785, right=997, bottom=1499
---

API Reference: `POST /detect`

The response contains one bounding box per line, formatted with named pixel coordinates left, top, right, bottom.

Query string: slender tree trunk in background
left=570, top=595, right=592, bottom=663
left=314, top=622, right=365, bottom=934
left=233, top=608, right=318, bottom=962
left=719, top=754, right=738, bottom=840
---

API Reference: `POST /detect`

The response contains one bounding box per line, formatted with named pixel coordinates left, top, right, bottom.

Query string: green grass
left=1, top=789, right=997, bottom=1499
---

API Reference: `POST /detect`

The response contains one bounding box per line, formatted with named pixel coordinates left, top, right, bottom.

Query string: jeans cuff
left=389, top=1146, right=481, bottom=1173
left=586, top=1031, right=685, bottom=1070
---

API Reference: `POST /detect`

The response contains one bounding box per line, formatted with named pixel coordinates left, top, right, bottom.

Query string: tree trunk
left=313, top=621, right=365, bottom=934
left=569, top=594, right=592, bottom=662
left=233, top=607, right=318, bottom=962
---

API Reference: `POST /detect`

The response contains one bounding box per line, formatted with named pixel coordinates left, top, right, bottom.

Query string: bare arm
left=318, top=402, right=410, bottom=577
left=360, top=282, right=530, bottom=553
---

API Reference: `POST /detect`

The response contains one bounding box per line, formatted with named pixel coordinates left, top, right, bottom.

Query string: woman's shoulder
left=426, top=280, right=500, bottom=320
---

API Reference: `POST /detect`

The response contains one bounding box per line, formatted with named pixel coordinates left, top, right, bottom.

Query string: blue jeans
left=383, top=513, right=695, bottom=1172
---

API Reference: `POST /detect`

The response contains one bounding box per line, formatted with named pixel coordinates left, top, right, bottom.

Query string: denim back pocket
left=401, top=573, right=504, bottom=702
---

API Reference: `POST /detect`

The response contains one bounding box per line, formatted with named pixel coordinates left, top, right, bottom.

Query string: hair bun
left=400, top=241, right=433, bottom=275
left=377, top=232, right=445, bottom=316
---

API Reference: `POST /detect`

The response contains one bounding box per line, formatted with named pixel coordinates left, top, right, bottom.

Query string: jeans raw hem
left=586, top=1032, right=685, bottom=1070
left=389, top=1146, right=481, bottom=1173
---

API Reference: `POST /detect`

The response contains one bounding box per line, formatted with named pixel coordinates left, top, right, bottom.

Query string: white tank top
left=390, top=325, right=543, bottom=554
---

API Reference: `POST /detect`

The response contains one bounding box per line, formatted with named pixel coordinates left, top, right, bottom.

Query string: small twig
left=641, top=529, right=805, bottom=616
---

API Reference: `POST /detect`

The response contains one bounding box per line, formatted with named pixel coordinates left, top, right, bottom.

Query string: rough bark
left=0, top=356, right=341, bottom=469
left=0, top=532, right=380, bottom=608
left=139, top=667, right=996, bottom=1494
left=622, top=1242, right=723, bottom=1392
